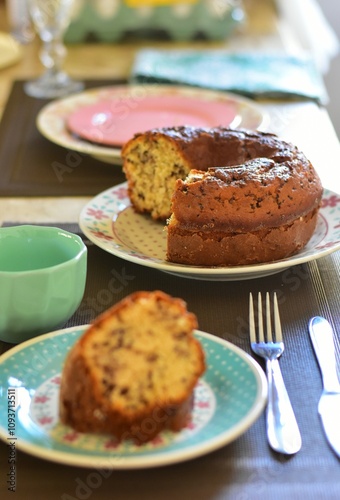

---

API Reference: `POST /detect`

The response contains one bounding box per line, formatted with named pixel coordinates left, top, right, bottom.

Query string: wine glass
left=24, top=0, right=84, bottom=99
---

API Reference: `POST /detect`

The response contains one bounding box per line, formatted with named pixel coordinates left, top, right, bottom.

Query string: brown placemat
left=0, top=80, right=127, bottom=197
left=1, top=222, right=340, bottom=499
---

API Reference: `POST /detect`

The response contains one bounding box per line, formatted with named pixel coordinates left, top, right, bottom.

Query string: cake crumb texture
left=59, top=290, right=205, bottom=443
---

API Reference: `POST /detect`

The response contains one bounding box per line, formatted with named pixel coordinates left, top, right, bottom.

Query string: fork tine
left=249, top=293, right=256, bottom=343
left=266, top=292, right=273, bottom=342
left=273, top=292, right=282, bottom=342
left=248, top=291, right=301, bottom=454
left=257, top=292, right=264, bottom=342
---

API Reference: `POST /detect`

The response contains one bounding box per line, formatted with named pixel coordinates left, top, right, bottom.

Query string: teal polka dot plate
left=0, top=326, right=267, bottom=468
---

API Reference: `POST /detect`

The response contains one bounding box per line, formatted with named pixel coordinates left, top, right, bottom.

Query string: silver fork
left=249, top=292, right=302, bottom=455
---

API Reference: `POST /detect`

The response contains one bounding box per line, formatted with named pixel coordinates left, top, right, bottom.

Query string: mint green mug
left=0, top=225, right=87, bottom=343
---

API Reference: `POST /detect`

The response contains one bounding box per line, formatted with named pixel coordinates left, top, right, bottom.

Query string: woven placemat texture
left=0, top=81, right=126, bottom=196
left=1, top=222, right=340, bottom=499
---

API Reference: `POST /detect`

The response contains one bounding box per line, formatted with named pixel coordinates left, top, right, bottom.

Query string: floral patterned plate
left=0, top=326, right=267, bottom=469
left=79, top=183, right=340, bottom=281
left=36, top=85, right=267, bottom=164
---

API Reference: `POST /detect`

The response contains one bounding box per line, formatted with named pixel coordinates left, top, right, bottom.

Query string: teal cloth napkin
left=130, top=49, right=328, bottom=104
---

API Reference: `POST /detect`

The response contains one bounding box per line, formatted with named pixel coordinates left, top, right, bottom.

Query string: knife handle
left=309, top=317, right=340, bottom=393
left=266, top=358, right=302, bottom=455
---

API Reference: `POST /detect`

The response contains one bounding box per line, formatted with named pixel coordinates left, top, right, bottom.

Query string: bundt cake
left=167, top=157, right=323, bottom=266
left=121, top=126, right=321, bottom=221
left=59, top=291, right=205, bottom=444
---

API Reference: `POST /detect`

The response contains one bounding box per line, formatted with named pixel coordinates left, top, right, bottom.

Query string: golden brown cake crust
left=163, top=129, right=323, bottom=267
left=122, top=126, right=322, bottom=222
left=171, top=157, right=322, bottom=233
left=124, top=126, right=299, bottom=171
left=167, top=208, right=319, bottom=266
left=167, top=158, right=322, bottom=266
left=59, top=291, right=205, bottom=444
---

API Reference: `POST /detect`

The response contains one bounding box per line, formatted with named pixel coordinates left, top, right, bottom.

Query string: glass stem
left=40, top=38, right=67, bottom=75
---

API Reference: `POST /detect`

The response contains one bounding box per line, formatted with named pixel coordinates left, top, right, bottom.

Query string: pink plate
left=66, top=94, right=239, bottom=147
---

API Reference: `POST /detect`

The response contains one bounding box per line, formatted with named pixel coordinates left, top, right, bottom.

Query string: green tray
left=65, top=0, right=244, bottom=42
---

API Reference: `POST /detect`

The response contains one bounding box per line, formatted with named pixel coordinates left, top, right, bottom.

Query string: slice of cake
left=59, top=290, right=205, bottom=444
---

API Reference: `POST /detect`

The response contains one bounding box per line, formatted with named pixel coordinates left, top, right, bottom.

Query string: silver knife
left=309, top=316, right=340, bottom=457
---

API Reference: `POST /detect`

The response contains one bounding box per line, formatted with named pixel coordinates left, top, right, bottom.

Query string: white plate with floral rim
left=36, top=84, right=267, bottom=165
left=79, top=183, right=340, bottom=281
left=0, top=326, right=267, bottom=469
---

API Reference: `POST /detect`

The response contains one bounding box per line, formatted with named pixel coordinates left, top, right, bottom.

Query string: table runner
left=0, top=222, right=340, bottom=499
left=0, top=81, right=126, bottom=197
